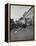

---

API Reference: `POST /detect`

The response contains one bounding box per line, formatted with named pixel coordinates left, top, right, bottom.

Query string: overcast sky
left=11, top=5, right=31, bottom=21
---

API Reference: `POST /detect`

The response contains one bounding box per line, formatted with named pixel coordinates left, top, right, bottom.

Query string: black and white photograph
left=10, top=5, right=34, bottom=41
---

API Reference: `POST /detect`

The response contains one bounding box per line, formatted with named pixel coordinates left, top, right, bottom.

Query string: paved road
left=10, top=25, right=33, bottom=41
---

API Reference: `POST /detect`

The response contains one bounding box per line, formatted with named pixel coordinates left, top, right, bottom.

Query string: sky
left=11, top=5, right=31, bottom=21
